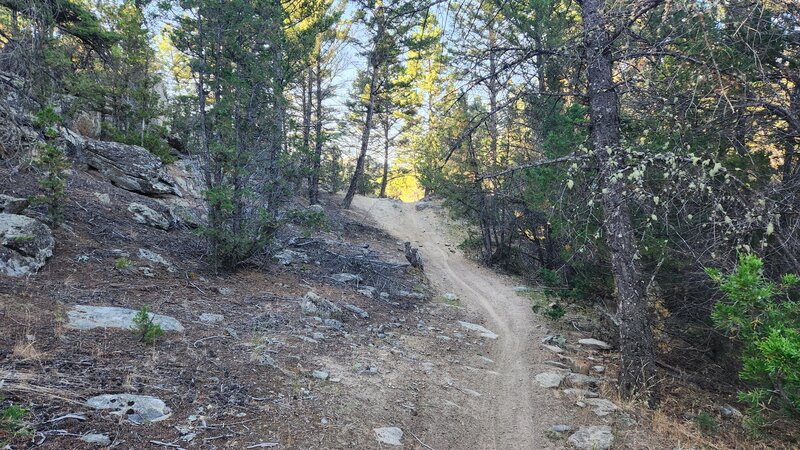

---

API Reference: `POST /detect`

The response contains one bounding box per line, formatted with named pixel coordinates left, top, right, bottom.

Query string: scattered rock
left=358, top=286, right=377, bottom=297
left=312, top=370, right=329, bottom=380
left=80, top=433, right=111, bottom=446
left=541, top=344, right=564, bottom=354
left=300, top=291, right=342, bottom=320
left=66, top=305, right=184, bottom=331
left=93, top=192, right=111, bottom=205
left=330, top=273, right=362, bottom=283
left=307, top=204, right=325, bottom=214
left=344, top=304, right=369, bottom=319
left=563, top=388, right=599, bottom=399
left=542, top=335, right=567, bottom=347
left=442, top=292, right=459, bottom=302
left=551, top=424, right=572, bottom=433
left=86, top=393, right=172, bottom=424
left=396, top=290, right=427, bottom=300
left=79, top=138, right=177, bottom=196
left=0, top=213, right=54, bottom=277
left=0, top=195, right=29, bottom=214
left=274, top=249, right=308, bottom=265
left=199, top=313, right=225, bottom=324
left=128, top=203, right=171, bottom=230
left=404, top=241, right=424, bottom=270
left=719, top=404, right=743, bottom=419
left=414, top=201, right=431, bottom=211
left=137, top=248, right=175, bottom=272
left=323, top=318, right=344, bottom=330
left=584, top=398, right=617, bottom=416
left=457, top=321, right=498, bottom=339
left=591, top=365, right=605, bottom=374
left=478, top=356, right=494, bottom=365
left=544, top=360, right=571, bottom=370
left=512, top=286, right=531, bottom=293
left=535, top=372, right=566, bottom=388
left=566, top=373, right=600, bottom=388
left=374, top=427, right=403, bottom=446
left=218, top=287, right=233, bottom=296
left=577, top=338, right=612, bottom=350
left=568, top=426, right=614, bottom=450
left=421, top=362, right=435, bottom=372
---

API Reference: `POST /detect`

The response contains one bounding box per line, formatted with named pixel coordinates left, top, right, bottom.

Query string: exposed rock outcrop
left=0, top=213, right=54, bottom=276
left=0, top=194, right=29, bottom=214
left=78, top=138, right=178, bottom=196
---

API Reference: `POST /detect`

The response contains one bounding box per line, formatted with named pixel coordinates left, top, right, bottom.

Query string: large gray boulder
left=0, top=213, right=54, bottom=276
left=79, top=138, right=177, bottom=196
left=568, top=426, right=614, bottom=450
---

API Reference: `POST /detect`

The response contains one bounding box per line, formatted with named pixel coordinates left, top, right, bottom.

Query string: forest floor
left=0, top=154, right=751, bottom=449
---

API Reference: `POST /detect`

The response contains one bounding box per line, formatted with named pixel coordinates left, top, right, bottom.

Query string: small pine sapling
left=132, top=306, right=164, bottom=345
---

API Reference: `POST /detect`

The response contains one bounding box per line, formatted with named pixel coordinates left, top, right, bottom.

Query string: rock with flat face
left=0, top=213, right=54, bottom=276
left=79, top=138, right=177, bottom=196
left=128, top=203, right=171, bottom=230
left=66, top=305, right=184, bottom=332
left=86, top=393, right=172, bottom=424
left=578, top=338, right=612, bottom=350
left=0, top=195, right=29, bottom=214
left=374, top=427, right=403, bottom=446
left=535, top=372, right=566, bottom=388
left=568, top=426, right=614, bottom=450
left=458, top=320, right=498, bottom=339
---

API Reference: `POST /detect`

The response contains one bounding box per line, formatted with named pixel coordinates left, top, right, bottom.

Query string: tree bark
left=309, top=52, right=324, bottom=204
left=581, top=0, right=657, bottom=405
left=379, top=113, right=390, bottom=198
left=342, top=10, right=384, bottom=209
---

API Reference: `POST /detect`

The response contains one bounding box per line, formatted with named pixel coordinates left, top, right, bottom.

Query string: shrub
left=32, top=143, right=69, bottom=226
left=693, top=410, right=719, bottom=435
left=0, top=401, right=30, bottom=443
left=706, top=254, right=800, bottom=427
left=132, top=306, right=164, bottom=345
left=33, top=106, right=62, bottom=139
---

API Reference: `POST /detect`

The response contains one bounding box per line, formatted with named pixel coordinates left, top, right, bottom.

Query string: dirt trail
left=352, top=196, right=569, bottom=449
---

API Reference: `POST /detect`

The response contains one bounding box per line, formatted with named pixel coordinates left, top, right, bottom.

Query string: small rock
left=312, top=332, right=325, bottom=340
left=414, top=201, right=431, bottom=211
left=225, top=327, right=238, bottom=338
left=396, top=290, right=427, bottom=300
left=544, top=360, right=571, bottom=370
left=358, top=286, right=377, bottom=297
left=719, top=404, right=743, bottom=419
left=563, top=388, right=599, bottom=399
left=86, top=393, right=172, bottom=424
left=312, top=370, right=329, bottom=380
left=0, top=195, right=29, bottom=214
left=568, top=426, right=614, bottom=450
left=535, top=372, right=566, bottom=388
left=80, top=433, right=111, bottom=446
left=512, top=286, right=531, bottom=293
left=330, top=273, right=362, bottom=283
left=138, top=248, right=175, bottom=272
left=541, top=344, right=563, bottom=354
left=478, top=356, right=494, bottom=365
left=300, top=291, right=342, bottom=320
left=566, top=373, right=600, bottom=388
left=218, top=287, right=233, bottom=296
left=344, top=304, right=369, bottom=319
left=323, top=318, right=344, bottom=330
left=128, top=203, right=171, bottom=230
left=199, top=313, right=224, bottom=324
left=577, top=338, right=612, bottom=350
left=421, top=362, right=435, bottom=372
left=584, top=398, right=617, bottom=416
left=374, top=427, right=403, bottom=446
left=274, top=249, right=308, bottom=265
left=551, top=424, right=572, bottom=433
left=307, top=204, right=325, bottom=214
left=458, top=321, right=498, bottom=339
left=591, top=365, right=605, bottom=374
left=442, top=292, right=459, bottom=302
left=94, top=193, right=111, bottom=205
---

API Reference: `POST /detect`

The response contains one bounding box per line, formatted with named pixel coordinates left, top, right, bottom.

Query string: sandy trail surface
left=352, top=196, right=571, bottom=449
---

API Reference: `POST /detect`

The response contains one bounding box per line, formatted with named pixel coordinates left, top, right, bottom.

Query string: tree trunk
left=581, top=0, right=657, bottom=405
left=309, top=52, right=324, bottom=204
left=342, top=12, right=384, bottom=209
left=379, top=114, right=390, bottom=198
